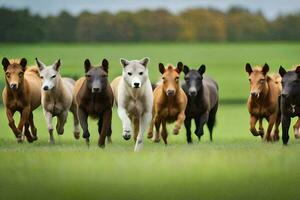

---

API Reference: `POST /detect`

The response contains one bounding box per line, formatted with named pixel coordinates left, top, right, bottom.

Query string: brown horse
left=147, top=62, right=187, bottom=144
left=2, top=58, right=41, bottom=143
left=245, top=63, right=281, bottom=141
left=74, top=58, right=114, bottom=147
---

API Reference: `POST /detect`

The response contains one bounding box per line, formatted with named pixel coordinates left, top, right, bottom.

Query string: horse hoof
left=82, top=132, right=90, bottom=139
left=147, top=133, right=153, bottom=139
left=98, top=143, right=105, bottom=148
left=17, top=138, right=23, bottom=143
left=173, top=128, right=179, bottom=135
left=107, top=137, right=112, bottom=143
left=123, top=135, right=131, bottom=140
left=153, top=138, right=160, bottom=143
left=74, top=132, right=80, bottom=140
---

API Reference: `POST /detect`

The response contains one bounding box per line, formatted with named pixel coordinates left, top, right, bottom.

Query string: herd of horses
left=1, top=57, right=300, bottom=151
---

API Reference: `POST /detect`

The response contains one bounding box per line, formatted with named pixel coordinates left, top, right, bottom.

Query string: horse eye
left=85, top=74, right=91, bottom=78
left=51, top=75, right=56, bottom=79
left=248, top=79, right=251, bottom=82
left=19, top=72, right=24, bottom=77
left=175, top=77, right=179, bottom=81
left=5, top=72, right=10, bottom=77
left=40, top=76, right=44, bottom=79
left=139, top=72, right=143, bottom=75
left=128, top=72, right=132, bottom=76
left=260, top=79, right=265, bottom=83
left=185, top=78, right=189, bottom=82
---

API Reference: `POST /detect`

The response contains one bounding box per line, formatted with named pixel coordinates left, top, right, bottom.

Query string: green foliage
left=0, top=7, right=300, bottom=42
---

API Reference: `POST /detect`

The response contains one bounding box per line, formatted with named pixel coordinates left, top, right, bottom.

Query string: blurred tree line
left=0, top=7, right=299, bottom=42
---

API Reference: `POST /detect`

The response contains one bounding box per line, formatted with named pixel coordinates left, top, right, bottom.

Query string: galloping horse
left=245, top=63, right=281, bottom=141
left=2, top=58, right=41, bottom=143
left=147, top=62, right=187, bottom=144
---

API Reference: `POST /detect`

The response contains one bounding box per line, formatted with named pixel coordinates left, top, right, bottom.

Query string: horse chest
left=46, top=102, right=64, bottom=116
left=251, top=104, right=272, bottom=117
left=160, top=106, right=179, bottom=121
left=126, top=99, right=144, bottom=116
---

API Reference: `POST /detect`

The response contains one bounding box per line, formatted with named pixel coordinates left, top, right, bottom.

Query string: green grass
left=1, top=42, right=300, bottom=200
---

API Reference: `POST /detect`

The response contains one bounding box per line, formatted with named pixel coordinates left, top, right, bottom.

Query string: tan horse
left=245, top=63, right=281, bottom=141
left=2, top=58, right=41, bottom=143
left=147, top=62, right=187, bottom=144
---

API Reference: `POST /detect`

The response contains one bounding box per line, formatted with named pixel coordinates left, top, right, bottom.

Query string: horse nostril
left=189, top=91, right=197, bottom=96
left=10, top=83, right=17, bottom=89
left=93, top=88, right=100, bottom=92
left=43, top=86, right=49, bottom=91
left=251, top=92, right=257, bottom=97
left=134, top=83, right=140, bottom=88
left=166, top=90, right=175, bottom=96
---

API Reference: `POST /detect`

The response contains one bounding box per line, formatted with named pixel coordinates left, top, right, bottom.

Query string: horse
left=245, top=63, right=281, bottom=142
left=74, top=58, right=114, bottom=147
left=2, top=57, right=41, bottom=143
left=182, top=64, right=219, bottom=143
left=36, top=58, right=80, bottom=144
left=279, top=65, right=300, bottom=145
left=111, top=58, right=153, bottom=152
left=147, top=62, right=187, bottom=144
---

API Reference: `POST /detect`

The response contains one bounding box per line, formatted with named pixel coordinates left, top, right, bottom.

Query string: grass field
left=1, top=43, right=300, bottom=200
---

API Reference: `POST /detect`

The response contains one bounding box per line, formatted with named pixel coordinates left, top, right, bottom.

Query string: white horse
left=36, top=58, right=80, bottom=143
left=111, top=58, right=153, bottom=152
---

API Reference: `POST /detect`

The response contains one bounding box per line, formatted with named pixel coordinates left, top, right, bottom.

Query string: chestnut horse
left=2, top=58, right=41, bottom=143
left=147, top=62, right=187, bottom=144
left=245, top=63, right=281, bottom=141
left=74, top=58, right=114, bottom=147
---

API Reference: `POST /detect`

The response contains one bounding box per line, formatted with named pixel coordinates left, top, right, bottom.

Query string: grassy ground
left=1, top=43, right=300, bottom=200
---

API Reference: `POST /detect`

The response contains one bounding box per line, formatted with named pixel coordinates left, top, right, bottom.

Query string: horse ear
left=2, top=57, right=10, bottom=71
left=295, top=66, right=300, bottom=74
left=159, top=63, right=165, bottom=74
left=198, top=65, right=206, bottom=75
left=245, top=63, right=252, bottom=75
left=53, top=59, right=61, bottom=71
left=176, top=62, right=183, bottom=73
left=183, top=65, right=189, bottom=75
left=35, top=58, right=45, bottom=71
left=120, top=58, right=129, bottom=68
left=20, top=58, right=27, bottom=71
left=102, top=58, right=109, bottom=73
left=139, top=57, right=149, bottom=68
left=84, top=59, right=91, bottom=73
left=279, top=66, right=286, bottom=77
left=262, top=63, right=269, bottom=75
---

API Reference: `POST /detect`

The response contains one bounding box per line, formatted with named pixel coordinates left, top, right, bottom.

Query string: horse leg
left=18, top=106, right=32, bottom=142
left=272, top=114, right=281, bottom=141
left=56, top=111, right=68, bottom=135
left=161, top=121, right=168, bottom=145
left=282, top=115, right=290, bottom=145
left=24, top=122, right=34, bottom=143
left=184, top=117, right=192, bottom=143
left=70, top=104, right=80, bottom=140
left=117, top=106, right=132, bottom=140
left=196, top=112, right=209, bottom=140
left=6, top=108, right=22, bottom=142
left=147, top=113, right=155, bottom=139
left=133, top=117, right=139, bottom=142
left=207, top=105, right=217, bottom=142
left=258, top=118, right=264, bottom=137
left=264, top=114, right=276, bottom=142
left=153, top=115, right=161, bottom=143
left=29, top=112, right=38, bottom=141
left=293, top=117, right=300, bottom=139
left=134, top=112, right=152, bottom=152
left=44, top=110, right=54, bottom=144
left=78, top=107, right=90, bottom=145
left=250, top=115, right=259, bottom=136
left=98, top=109, right=112, bottom=148
left=173, top=110, right=186, bottom=135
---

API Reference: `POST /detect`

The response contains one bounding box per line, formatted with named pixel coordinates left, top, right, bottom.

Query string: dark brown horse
left=74, top=58, right=114, bottom=147
left=2, top=58, right=41, bottom=143
left=182, top=64, right=219, bottom=143
left=245, top=63, right=281, bottom=142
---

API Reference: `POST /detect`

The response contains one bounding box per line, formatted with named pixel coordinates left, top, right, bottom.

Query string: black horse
left=279, top=65, right=300, bottom=145
left=182, top=64, right=219, bottom=143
